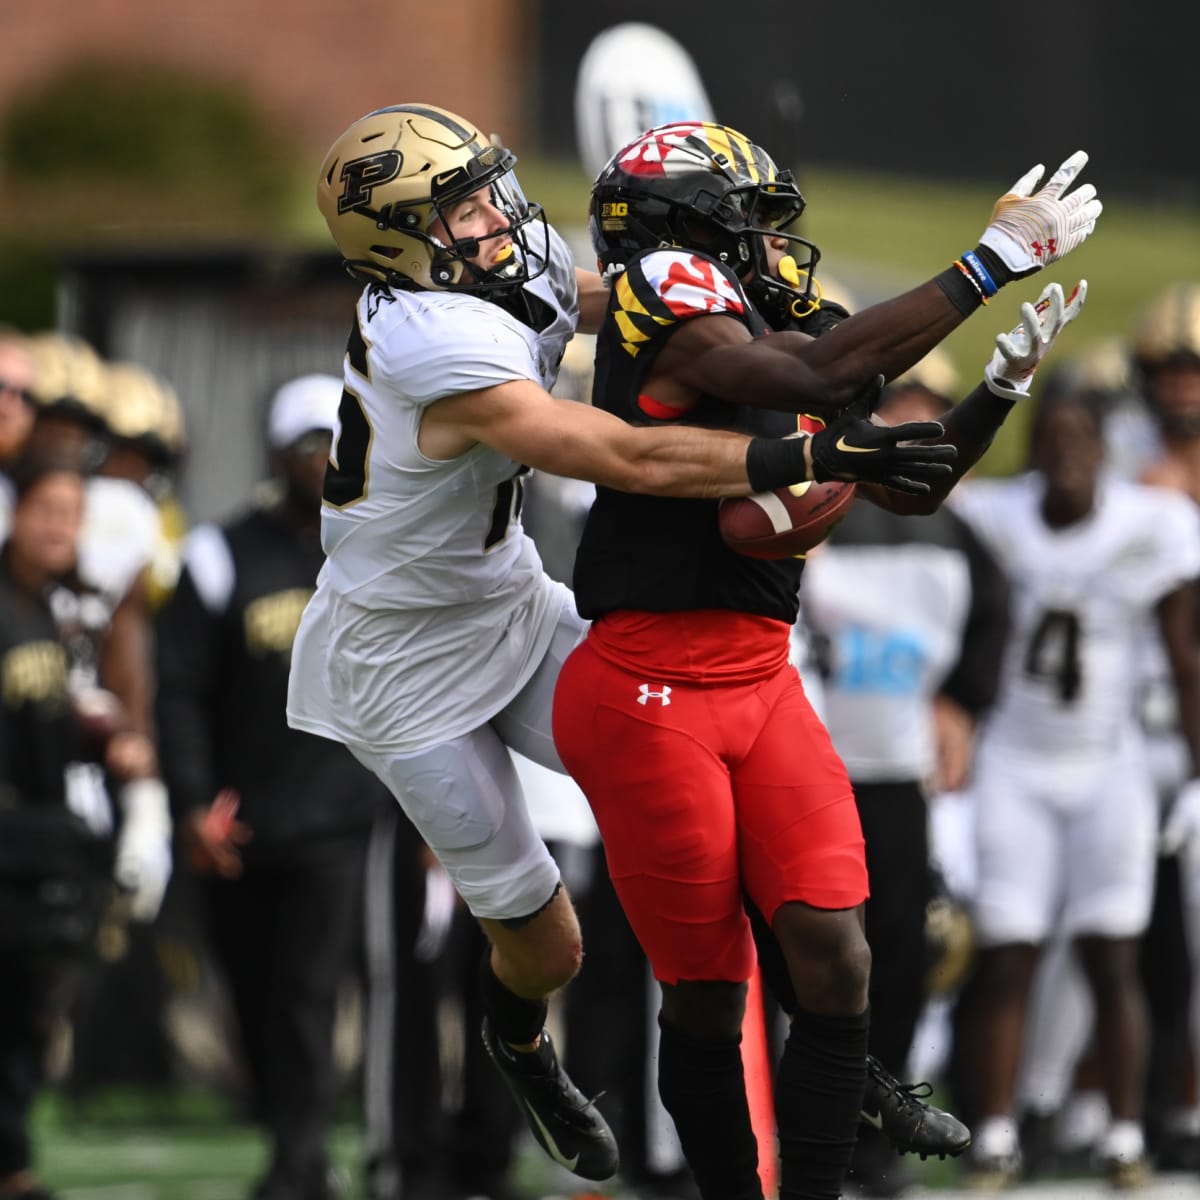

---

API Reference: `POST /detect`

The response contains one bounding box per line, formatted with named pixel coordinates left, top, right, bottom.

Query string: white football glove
left=1161, top=778, right=1200, bottom=860
left=113, top=777, right=173, bottom=923
left=984, top=280, right=1088, bottom=400
left=978, top=151, right=1103, bottom=278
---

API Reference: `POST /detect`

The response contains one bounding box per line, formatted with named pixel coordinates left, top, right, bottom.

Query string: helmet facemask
left=422, top=163, right=547, bottom=292
left=736, top=182, right=823, bottom=327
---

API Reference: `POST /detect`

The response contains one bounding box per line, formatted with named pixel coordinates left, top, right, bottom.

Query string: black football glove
left=808, top=376, right=957, bottom=495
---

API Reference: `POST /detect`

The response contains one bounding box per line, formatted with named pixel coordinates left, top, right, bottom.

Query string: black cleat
left=481, top=1018, right=619, bottom=1181
left=860, top=1054, right=971, bottom=1160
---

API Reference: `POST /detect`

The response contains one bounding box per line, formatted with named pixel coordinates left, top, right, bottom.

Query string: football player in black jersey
left=553, top=121, right=1093, bottom=1200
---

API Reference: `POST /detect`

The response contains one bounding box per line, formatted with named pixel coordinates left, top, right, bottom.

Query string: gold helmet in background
left=1133, top=282, right=1200, bottom=372
left=316, top=103, right=547, bottom=293
left=887, top=345, right=961, bottom=405
left=104, top=361, right=186, bottom=465
left=1131, top=283, right=1200, bottom=436
left=26, top=331, right=110, bottom=430
left=1064, top=336, right=1135, bottom=397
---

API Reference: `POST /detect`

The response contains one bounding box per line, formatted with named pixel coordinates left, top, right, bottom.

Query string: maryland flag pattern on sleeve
left=613, top=250, right=746, bottom=358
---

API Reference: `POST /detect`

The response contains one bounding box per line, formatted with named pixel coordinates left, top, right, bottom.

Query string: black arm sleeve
left=154, top=565, right=222, bottom=821
left=938, top=512, right=1011, bottom=717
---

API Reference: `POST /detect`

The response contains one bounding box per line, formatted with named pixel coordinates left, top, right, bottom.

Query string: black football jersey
left=573, top=248, right=805, bottom=623
left=0, top=555, right=82, bottom=809
left=155, top=506, right=383, bottom=858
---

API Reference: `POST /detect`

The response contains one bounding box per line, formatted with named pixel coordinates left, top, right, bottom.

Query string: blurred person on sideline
left=795, top=352, right=1010, bottom=1197
left=1003, top=295, right=1200, bottom=1178
left=283, top=101, right=1016, bottom=1191
left=1121, top=284, right=1200, bottom=1167
left=65, top=357, right=194, bottom=1098
left=0, top=455, right=157, bottom=1200
left=0, top=330, right=37, bottom=498
left=100, top=361, right=191, bottom=608
left=20, top=333, right=173, bottom=929
left=155, top=375, right=385, bottom=1200
left=950, top=381, right=1200, bottom=1189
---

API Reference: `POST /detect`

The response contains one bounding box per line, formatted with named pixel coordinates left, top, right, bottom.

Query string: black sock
left=480, top=951, right=549, bottom=1049
left=656, top=1014, right=763, bottom=1200
left=775, top=1005, right=870, bottom=1200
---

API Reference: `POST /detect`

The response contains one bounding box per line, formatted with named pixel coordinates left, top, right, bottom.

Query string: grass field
left=33, top=1111, right=1200, bottom=1200
left=30, top=1086, right=1200, bottom=1200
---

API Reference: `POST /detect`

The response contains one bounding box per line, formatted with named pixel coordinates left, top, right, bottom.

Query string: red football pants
left=553, top=623, right=867, bottom=985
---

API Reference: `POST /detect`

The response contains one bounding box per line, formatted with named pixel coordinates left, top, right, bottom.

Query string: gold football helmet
left=104, top=361, right=186, bottom=464
left=888, top=345, right=961, bottom=405
left=26, top=331, right=109, bottom=429
left=316, top=103, right=546, bottom=293
left=1133, top=282, right=1200, bottom=371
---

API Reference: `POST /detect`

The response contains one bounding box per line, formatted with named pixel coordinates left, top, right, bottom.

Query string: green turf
left=32, top=1090, right=362, bottom=1199
left=29, top=1083, right=975, bottom=1198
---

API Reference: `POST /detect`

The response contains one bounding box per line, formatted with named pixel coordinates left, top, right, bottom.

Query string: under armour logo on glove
left=637, top=684, right=672, bottom=706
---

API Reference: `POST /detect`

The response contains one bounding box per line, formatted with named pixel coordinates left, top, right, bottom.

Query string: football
left=718, top=480, right=857, bottom=559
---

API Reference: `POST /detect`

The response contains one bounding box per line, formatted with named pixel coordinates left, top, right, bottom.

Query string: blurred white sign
left=574, top=22, right=714, bottom=180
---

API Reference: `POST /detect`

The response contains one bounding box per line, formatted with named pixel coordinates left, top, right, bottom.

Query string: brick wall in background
left=0, top=0, right=535, bottom=156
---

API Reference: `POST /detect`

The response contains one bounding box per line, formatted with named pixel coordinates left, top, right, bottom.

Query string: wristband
left=746, top=433, right=810, bottom=492
left=972, top=243, right=1015, bottom=289
left=934, top=265, right=984, bottom=318
left=960, top=250, right=999, bottom=300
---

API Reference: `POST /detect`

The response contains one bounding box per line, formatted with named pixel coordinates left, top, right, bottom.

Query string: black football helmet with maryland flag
left=590, top=120, right=823, bottom=325
left=317, top=104, right=548, bottom=294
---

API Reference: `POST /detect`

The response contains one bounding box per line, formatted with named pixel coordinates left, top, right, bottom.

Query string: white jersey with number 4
left=954, top=471, right=1200, bottom=789
left=287, top=222, right=581, bottom=754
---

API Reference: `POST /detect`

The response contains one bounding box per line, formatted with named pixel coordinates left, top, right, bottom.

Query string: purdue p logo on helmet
left=317, top=104, right=547, bottom=294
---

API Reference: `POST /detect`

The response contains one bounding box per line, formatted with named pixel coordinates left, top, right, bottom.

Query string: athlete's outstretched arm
left=651, top=152, right=1102, bottom=414
left=423, top=376, right=761, bottom=498
left=419, top=375, right=952, bottom=500
left=861, top=279, right=1087, bottom=515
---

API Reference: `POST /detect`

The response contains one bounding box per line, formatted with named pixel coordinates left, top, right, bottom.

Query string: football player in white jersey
left=953, top=385, right=1200, bottom=1188
left=285, top=102, right=1094, bottom=1190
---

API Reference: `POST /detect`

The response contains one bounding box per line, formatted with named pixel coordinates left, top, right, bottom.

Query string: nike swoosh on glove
left=808, top=375, right=957, bottom=495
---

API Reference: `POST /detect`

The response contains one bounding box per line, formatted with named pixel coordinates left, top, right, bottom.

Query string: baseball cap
left=267, top=374, right=342, bottom=449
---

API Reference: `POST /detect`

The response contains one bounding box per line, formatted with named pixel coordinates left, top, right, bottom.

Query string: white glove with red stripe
left=979, top=150, right=1102, bottom=277
left=984, top=280, right=1087, bottom=401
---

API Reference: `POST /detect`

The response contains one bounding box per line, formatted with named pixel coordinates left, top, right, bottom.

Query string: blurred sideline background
left=0, top=2, right=1197, bottom=1196
left=0, top=0, right=1196, bottom=520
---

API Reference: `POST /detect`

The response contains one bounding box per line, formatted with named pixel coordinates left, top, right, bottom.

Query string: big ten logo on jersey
left=834, top=627, right=927, bottom=696
left=2, top=641, right=69, bottom=708
left=243, top=589, right=314, bottom=658
left=574, top=22, right=714, bottom=180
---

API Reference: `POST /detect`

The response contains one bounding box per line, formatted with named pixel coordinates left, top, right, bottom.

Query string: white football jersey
left=802, top=542, right=972, bottom=782
left=80, top=475, right=161, bottom=603
left=288, top=222, right=583, bottom=753
left=954, top=472, right=1200, bottom=788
